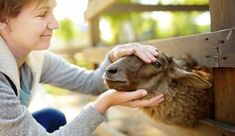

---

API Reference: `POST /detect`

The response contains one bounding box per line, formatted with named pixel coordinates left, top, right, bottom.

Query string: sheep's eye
left=153, top=62, right=162, bottom=69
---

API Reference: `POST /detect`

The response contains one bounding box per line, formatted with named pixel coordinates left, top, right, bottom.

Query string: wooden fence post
left=209, top=0, right=235, bottom=127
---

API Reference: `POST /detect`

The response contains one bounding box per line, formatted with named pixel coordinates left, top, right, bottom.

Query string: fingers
left=146, top=46, right=159, bottom=57
left=134, top=49, right=157, bottom=63
left=102, top=89, right=164, bottom=109
left=114, top=48, right=135, bottom=59
left=121, top=94, right=164, bottom=108
left=108, top=43, right=159, bottom=63
left=143, top=45, right=159, bottom=62
left=149, top=94, right=165, bottom=106
left=130, top=44, right=158, bottom=63
left=109, top=47, right=135, bottom=62
left=120, top=89, right=147, bottom=102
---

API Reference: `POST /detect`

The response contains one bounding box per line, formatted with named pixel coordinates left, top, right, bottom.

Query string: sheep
left=174, top=53, right=213, bottom=82
left=103, top=53, right=213, bottom=128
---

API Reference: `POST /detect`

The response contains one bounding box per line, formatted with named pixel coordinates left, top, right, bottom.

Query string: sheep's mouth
left=104, top=78, right=127, bottom=84
left=104, top=77, right=129, bottom=91
left=104, top=77, right=140, bottom=92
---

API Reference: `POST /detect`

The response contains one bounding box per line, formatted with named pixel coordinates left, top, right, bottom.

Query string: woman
left=0, top=0, right=164, bottom=135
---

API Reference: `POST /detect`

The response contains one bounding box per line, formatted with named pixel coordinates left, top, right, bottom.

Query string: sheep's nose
left=106, top=67, right=118, bottom=74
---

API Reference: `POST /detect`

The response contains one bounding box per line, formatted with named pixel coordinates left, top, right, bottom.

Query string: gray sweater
left=0, top=36, right=111, bottom=136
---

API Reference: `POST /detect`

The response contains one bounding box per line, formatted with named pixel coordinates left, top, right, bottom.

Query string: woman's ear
left=0, top=22, right=6, bottom=29
left=0, top=20, right=11, bottom=33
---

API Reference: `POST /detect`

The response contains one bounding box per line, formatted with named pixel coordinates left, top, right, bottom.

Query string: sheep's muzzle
left=104, top=56, right=144, bottom=92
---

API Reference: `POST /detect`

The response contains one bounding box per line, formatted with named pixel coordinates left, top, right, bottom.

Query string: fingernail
left=154, top=52, right=159, bottom=56
left=141, top=90, right=147, bottom=95
left=147, top=59, right=152, bottom=63
left=158, top=99, right=165, bottom=103
left=152, top=58, right=157, bottom=62
left=129, top=48, right=134, bottom=52
left=155, top=98, right=165, bottom=104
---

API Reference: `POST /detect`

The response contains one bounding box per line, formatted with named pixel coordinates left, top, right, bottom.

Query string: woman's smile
left=41, top=34, right=52, bottom=39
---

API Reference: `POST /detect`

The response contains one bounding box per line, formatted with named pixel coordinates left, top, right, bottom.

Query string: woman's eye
left=153, top=62, right=162, bottom=69
left=38, top=14, right=46, bottom=17
left=37, top=11, right=48, bottom=17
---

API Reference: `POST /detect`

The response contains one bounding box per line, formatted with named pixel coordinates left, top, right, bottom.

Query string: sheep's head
left=104, top=53, right=212, bottom=95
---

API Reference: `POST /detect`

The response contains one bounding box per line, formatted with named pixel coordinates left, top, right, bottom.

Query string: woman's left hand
left=93, top=89, right=164, bottom=114
left=108, top=43, right=159, bottom=63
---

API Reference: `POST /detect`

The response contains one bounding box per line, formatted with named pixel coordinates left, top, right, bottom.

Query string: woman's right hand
left=93, top=89, right=164, bottom=114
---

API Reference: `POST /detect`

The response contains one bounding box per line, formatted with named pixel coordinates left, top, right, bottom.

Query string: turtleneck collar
left=0, top=35, right=20, bottom=94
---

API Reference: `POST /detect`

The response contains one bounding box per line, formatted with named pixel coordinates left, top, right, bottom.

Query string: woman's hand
left=93, top=89, right=164, bottom=114
left=108, top=43, right=159, bottom=63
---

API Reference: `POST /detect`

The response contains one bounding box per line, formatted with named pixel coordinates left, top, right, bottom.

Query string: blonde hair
left=0, top=0, right=48, bottom=21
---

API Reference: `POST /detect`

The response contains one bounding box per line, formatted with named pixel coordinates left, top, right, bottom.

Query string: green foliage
left=120, top=0, right=208, bottom=5
left=53, top=18, right=90, bottom=48
left=100, top=0, right=210, bottom=44
left=55, top=18, right=76, bottom=43
left=119, top=0, right=131, bottom=4
left=44, top=84, right=71, bottom=96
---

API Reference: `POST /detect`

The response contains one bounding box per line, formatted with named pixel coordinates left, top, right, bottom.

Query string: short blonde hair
left=0, top=0, right=48, bottom=21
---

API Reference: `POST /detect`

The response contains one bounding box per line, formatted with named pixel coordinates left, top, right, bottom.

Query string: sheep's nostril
left=107, top=67, right=118, bottom=74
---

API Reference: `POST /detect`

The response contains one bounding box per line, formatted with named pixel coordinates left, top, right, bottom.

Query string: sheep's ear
left=169, top=67, right=212, bottom=89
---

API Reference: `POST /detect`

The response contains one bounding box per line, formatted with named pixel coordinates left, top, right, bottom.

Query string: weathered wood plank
left=145, top=32, right=219, bottom=67
left=85, top=0, right=117, bottom=20
left=85, top=1, right=209, bottom=19
left=214, top=68, right=235, bottom=124
left=209, top=0, right=235, bottom=31
left=201, top=119, right=235, bottom=133
left=107, top=4, right=209, bottom=13
left=83, top=47, right=111, bottom=64
left=83, top=28, right=235, bottom=67
left=89, top=16, right=100, bottom=46
left=218, top=28, right=235, bottom=67
left=209, top=0, right=235, bottom=126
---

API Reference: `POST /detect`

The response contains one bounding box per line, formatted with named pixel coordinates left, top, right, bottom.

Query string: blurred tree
left=99, top=0, right=209, bottom=45
left=55, top=18, right=76, bottom=47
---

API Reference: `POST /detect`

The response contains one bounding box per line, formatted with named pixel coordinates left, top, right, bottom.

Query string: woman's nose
left=48, top=15, right=59, bottom=30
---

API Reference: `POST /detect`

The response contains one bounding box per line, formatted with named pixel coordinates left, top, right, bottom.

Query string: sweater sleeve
left=40, top=51, right=111, bottom=95
left=0, top=74, right=104, bottom=136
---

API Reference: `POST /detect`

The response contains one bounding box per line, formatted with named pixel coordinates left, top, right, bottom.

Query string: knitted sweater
left=0, top=36, right=111, bottom=136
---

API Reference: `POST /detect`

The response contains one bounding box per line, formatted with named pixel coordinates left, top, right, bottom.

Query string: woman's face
left=5, top=0, right=59, bottom=52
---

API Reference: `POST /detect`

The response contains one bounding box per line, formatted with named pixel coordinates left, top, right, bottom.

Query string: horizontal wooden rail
left=200, top=119, right=235, bottom=133
left=83, top=27, right=235, bottom=67
left=85, top=0, right=209, bottom=19
left=85, top=0, right=117, bottom=20
left=106, top=4, right=209, bottom=13
left=52, top=47, right=85, bottom=56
